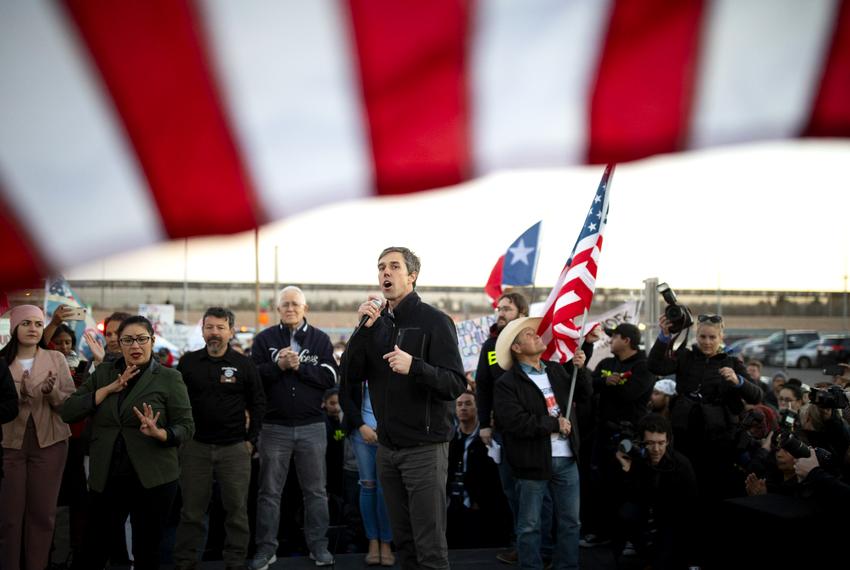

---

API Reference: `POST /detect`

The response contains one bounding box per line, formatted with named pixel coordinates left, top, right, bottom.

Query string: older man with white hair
left=250, top=286, right=339, bottom=569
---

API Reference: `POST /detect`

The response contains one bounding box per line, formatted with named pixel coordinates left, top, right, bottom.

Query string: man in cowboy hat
left=493, top=317, right=592, bottom=570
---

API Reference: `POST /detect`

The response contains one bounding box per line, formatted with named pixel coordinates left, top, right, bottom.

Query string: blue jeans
left=499, top=432, right=553, bottom=555
left=351, top=432, right=393, bottom=542
left=255, top=422, right=329, bottom=557
left=515, top=457, right=580, bottom=570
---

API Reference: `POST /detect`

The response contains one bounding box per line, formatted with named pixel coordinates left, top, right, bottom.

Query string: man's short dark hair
left=104, top=311, right=132, bottom=329
left=638, top=413, right=672, bottom=442
left=379, top=247, right=421, bottom=288
left=203, top=307, right=235, bottom=329
left=323, top=386, right=340, bottom=401
left=498, top=292, right=530, bottom=317
left=747, top=359, right=763, bottom=371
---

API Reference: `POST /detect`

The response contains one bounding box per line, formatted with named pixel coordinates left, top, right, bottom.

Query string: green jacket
left=62, top=358, right=194, bottom=492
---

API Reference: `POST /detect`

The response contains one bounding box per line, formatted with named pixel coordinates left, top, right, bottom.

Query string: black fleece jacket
left=593, top=350, right=655, bottom=429
left=342, top=291, right=467, bottom=449
left=252, top=319, right=337, bottom=426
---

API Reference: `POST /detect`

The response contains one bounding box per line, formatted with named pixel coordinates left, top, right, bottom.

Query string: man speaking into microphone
left=341, top=247, right=466, bottom=570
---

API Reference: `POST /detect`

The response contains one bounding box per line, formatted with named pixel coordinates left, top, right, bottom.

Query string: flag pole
left=565, top=309, right=589, bottom=414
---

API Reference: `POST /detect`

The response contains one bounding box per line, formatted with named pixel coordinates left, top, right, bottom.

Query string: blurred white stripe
left=200, top=0, right=372, bottom=220
left=0, top=1, right=163, bottom=269
left=689, top=0, right=839, bottom=148
left=470, top=0, right=613, bottom=172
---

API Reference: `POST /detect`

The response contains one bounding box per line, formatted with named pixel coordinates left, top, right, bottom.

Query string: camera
left=611, top=421, right=645, bottom=460
left=778, top=408, right=798, bottom=434
left=656, top=283, right=693, bottom=334
left=777, top=432, right=833, bottom=465
left=809, top=385, right=850, bottom=409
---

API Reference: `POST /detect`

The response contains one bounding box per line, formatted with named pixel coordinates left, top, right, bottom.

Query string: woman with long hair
left=0, top=305, right=75, bottom=570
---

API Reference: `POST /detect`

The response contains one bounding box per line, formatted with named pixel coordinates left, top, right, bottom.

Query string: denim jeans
left=351, top=431, right=393, bottom=542
left=515, top=457, right=580, bottom=570
left=255, top=422, right=329, bottom=557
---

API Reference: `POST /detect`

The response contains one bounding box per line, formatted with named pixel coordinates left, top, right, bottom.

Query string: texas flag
left=485, top=221, right=542, bottom=306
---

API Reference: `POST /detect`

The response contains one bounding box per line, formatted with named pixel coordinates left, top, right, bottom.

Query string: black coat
left=0, top=360, right=20, bottom=481
left=342, top=292, right=467, bottom=449
left=593, top=351, right=655, bottom=430
left=494, top=360, right=591, bottom=480
left=474, top=329, right=500, bottom=429
left=619, top=448, right=698, bottom=524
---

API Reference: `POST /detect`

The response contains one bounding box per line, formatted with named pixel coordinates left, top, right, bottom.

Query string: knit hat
left=9, top=304, right=44, bottom=332
left=654, top=378, right=677, bottom=396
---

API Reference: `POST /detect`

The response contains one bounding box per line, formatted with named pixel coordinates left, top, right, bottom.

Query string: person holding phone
left=341, top=247, right=466, bottom=570
left=62, top=315, right=194, bottom=570
left=0, top=305, right=75, bottom=570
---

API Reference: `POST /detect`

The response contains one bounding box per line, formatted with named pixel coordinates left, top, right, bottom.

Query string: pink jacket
left=2, top=348, right=74, bottom=449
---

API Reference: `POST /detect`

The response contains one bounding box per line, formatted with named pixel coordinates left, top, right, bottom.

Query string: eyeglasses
left=119, top=335, right=152, bottom=346
left=279, top=302, right=303, bottom=309
left=698, top=314, right=723, bottom=324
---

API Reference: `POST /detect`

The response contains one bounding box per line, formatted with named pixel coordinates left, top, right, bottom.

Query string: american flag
left=2, top=1, right=849, bottom=290
left=538, top=165, right=614, bottom=363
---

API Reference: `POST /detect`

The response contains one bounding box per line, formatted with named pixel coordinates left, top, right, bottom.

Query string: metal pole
left=566, top=309, right=589, bottom=413
left=182, top=238, right=189, bottom=324
left=255, top=228, right=260, bottom=333
left=844, top=268, right=848, bottom=331
left=643, top=278, right=659, bottom=345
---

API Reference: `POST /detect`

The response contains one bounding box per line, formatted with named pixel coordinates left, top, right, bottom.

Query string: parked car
left=816, top=334, right=850, bottom=366
left=725, top=338, right=754, bottom=357
left=771, top=339, right=820, bottom=368
left=743, top=330, right=821, bottom=363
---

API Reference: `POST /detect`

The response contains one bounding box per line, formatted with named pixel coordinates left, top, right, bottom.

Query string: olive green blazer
left=62, top=358, right=194, bottom=492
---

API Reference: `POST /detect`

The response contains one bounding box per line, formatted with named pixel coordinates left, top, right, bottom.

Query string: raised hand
left=84, top=330, right=106, bottom=364
left=383, top=345, right=412, bottom=375
left=132, top=402, right=167, bottom=441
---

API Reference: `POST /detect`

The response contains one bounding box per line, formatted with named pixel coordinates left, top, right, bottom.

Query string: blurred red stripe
left=61, top=0, right=261, bottom=238
left=804, top=0, right=850, bottom=137
left=347, top=0, right=471, bottom=195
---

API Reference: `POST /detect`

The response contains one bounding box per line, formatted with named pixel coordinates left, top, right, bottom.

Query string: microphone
left=354, top=297, right=384, bottom=333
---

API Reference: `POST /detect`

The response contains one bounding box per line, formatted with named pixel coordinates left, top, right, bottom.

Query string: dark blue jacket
left=252, top=319, right=338, bottom=426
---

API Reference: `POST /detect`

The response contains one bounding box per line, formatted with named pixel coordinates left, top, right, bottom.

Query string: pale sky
left=66, top=140, right=850, bottom=293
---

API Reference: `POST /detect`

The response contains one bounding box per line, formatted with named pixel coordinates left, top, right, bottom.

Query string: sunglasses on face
left=697, top=314, right=723, bottom=324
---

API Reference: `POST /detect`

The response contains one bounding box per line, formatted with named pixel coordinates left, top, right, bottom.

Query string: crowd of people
left=1, top=245, right=849, bottom=570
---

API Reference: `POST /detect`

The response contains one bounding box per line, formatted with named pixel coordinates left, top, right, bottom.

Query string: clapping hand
left=40, top=370, right=56, bottom=394
left=277, top=348, right=300, bottom=371
left=19, top=370, right=32, bottom=403
left=745, top=473, right=767, bottom=496
left=84, top=330, right=106, bottom=364
left=132, top=402, right=167, bottom=441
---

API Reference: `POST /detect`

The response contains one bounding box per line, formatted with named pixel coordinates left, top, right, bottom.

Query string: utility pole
left=254, top=228, right=261, bottom=333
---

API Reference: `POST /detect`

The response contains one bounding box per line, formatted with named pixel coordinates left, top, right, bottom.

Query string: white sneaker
left=309, top=550, right=335, bottom=566
left=621, top=542, right=637, bottom=556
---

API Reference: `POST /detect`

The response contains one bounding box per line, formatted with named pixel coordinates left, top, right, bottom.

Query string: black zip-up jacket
left=252, top=319, right=338, bottom=426
left=619, top=448, right=698, bottom=524
left=593, top=351, right=655, bottom=430
left=178, top=346, right=266, bottom=445
left=494, top=360, right=591, bottom=480
left=342, top=291, right=467, bottom=449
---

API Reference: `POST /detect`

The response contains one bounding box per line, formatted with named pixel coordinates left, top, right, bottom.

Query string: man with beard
left=174, top=307, right=266, bottom=570
left=473, top=292, right=528, bottom=564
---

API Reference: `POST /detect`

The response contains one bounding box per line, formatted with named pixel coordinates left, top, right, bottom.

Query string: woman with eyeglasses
left=62, top=315, right=194, bottom=570
left=0, top=305, right=76, bottom=570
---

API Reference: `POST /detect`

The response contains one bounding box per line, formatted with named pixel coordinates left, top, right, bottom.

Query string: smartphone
left=823, top=364, right=844, bottom=376
left=65, top=307, right=87, bottom=321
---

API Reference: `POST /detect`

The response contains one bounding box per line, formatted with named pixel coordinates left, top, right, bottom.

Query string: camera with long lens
left=656, top=283, right=694, bottom=334
left=777, top=432, right=833, bottom=465
left=809, top=385, right=850, bottom=409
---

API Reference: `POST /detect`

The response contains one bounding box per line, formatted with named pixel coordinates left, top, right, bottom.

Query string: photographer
left=648, top=313, right=762, bottom=500
left=613, top=414, right=698, bottom=569
left=799, top=384, right=850, bottom=473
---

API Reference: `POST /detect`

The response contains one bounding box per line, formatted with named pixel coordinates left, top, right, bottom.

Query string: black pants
left=72, top=470, right=178, bottom=570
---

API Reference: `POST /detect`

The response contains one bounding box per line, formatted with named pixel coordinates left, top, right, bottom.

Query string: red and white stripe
left=1, top=0, right=848, bottom=290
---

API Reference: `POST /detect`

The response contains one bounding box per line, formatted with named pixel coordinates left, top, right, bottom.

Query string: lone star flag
left=485, top=221, right=542, bottom=306
left=538, top=165, right=614, bottom=363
